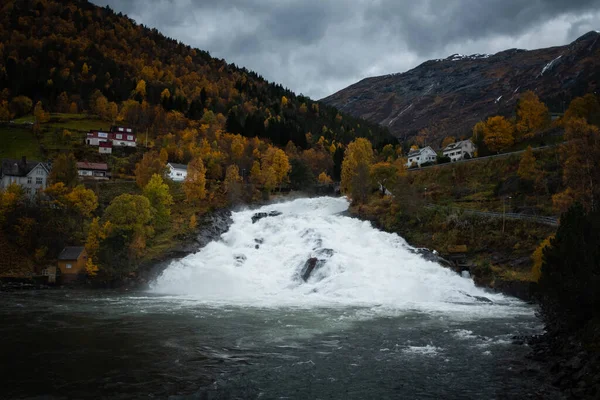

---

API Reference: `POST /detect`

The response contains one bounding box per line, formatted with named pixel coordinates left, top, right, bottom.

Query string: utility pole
left=502, top=196, right=512, bottom=233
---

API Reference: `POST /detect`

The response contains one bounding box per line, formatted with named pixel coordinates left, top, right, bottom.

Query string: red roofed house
left=111, top=126, right=137, bottom=147
left=76, top=162, right=109, bottom=180
left=99, top=141, right=113, bottom=154
left=86, top=131, right=113, bottom=146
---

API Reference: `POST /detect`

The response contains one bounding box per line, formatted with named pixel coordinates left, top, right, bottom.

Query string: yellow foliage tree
left=33, top=101, right=49, bottom=123
left=441, top=136, right=455, bottom=149
left=483, top=116, right=514, bottom=153
left=341, top=138, right=373, bottom=203
left=134, top=79, right=147, bottom=98
left=517, top=146, right=542, bottom=182
left=318, top=172, right=333, bottom=185
left=184, top=157, right=207, bottom=203
left=135, top=151, right=167, bottom=188
left=531, top=235, right=554, bottom=282
left=516, top=91, right=549, bottom=139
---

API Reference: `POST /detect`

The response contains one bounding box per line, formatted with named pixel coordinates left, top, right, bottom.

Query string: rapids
left=152, top=197, right=521, bottom=315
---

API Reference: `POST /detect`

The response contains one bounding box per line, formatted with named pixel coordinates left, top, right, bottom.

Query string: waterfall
left=152, top=197, right=517, bottom=312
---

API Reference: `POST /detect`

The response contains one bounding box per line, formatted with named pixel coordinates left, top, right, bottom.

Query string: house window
left=126, top=128, right=132, bottom=133
left=36, top=177, right=43, bottom=185
left=119, top=127, right=124, bottom=132
left=176, top=173, right=182, bottom=176
left=27, top=177, right=32, bottom=184
left=37, top=169, right=44, bottom=175
left=98, top=132, right=108, bottom=138
left=116, top=134, right=122, bottom=139
left=66, top=263, right=72, bottom=269
left=127, top=135, right=134, bottom=141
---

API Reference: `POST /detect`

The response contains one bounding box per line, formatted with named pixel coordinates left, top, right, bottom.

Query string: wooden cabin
left=57, top=247, right=87, bottom=277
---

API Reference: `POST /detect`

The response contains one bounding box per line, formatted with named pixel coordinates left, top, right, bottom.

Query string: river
left=0, top=197, right=560, bottom=399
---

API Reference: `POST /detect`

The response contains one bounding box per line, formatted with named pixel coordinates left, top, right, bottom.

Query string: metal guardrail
left=424, top=204, right=559, bottom=226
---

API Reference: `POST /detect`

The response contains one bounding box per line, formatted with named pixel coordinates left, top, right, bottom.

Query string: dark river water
left=0, top=291, right=559, bottom=400
left=0, top=198, right=563, bottom=399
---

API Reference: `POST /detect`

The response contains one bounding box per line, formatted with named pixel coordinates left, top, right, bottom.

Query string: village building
left=167, top=162, right=188, bottom=182
left=86, top=127, right=136, bottom=149
left=99, top=141, right=113, bottom=154
left=57, top=246, right=88, bottom=279
left=111, top=126, right=137, bottom=147
left=86, top=130, right=112, bottom=146
left=406, top=146, right=437, bottom=168
left=442, top=140, right=476, bottom=162
left=0, top=157, right=51, bottom=196
left=76, top=162, right=109, bottom=180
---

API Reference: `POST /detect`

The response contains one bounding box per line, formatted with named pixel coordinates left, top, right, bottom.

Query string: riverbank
left=348, top=196, right=600, bottom=399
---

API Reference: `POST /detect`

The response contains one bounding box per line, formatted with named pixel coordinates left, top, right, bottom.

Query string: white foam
left=403, top=345, right=441, bottom=355
left=151, top=197, right=530, bottom=317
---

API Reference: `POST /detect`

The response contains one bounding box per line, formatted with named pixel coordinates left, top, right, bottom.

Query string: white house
left=167, top=163, right=188, bottom=182
left=86, top=127, right=136, bottom=149
left=76, top=162, right=109, bottom=180
left=406, top=146, right=437, bottom=167
left=0, top=157, right=51, bottom=197
left=442, top=140, right=476, bottom=162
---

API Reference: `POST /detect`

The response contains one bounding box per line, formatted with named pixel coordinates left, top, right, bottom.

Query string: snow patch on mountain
left=539, top=55, right=562, bottom=77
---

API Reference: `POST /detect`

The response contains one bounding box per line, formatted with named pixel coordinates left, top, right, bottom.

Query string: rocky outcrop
left=322, top=31, right=600, bottom=144
left=251, top=211, right=282, bottom=224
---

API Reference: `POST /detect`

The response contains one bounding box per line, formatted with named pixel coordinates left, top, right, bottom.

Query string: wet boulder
left=234, top=254, right=247, bottom=266
left=251, top=211, right=282, bottom=224
left=301, top=258, right=320, bottom=282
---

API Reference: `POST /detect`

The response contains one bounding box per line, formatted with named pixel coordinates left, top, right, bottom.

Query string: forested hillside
left=0, top=0, right=392, bottom=150
left=0, top=0, right=398, bottom=283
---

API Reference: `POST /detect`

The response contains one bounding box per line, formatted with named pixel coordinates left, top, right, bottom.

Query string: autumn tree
left=563, top=93, right=600, bottom=126
left=317, top=172, right=333, bottom=185
left=184, top=157, right=207, bottom=203
left=143, top=174, right=174, bottom=229
left=371, top=162, right=398, bottom=196
left=557, top=118, right=600, bottom=211
left=33, top=101, right=49, bottom=124
left=381, top=144, right=395, bottom=162
left=517, top=146, right=542, bottom=183
left=261, top=146, right=291, bottom=191
left=64, top=186, right=98, bottom=219
left=441, top=136, right=456, bottom=149
left=49, top=153, right=78, bottom=187
left=134, top=151, right=167, bottom=188
left=223, top=165, right=243, bottom=204
left=531, top=235, right=554, bottom=282
left=516, top=91, right=549, bottom=138
left=9, top=96, right=32, bottom=117
left=103, top=194, right=153, bottom=259
left=482, top=116, right=514, bottom=153
left=341, top=138, right=373, bottom=203
left=0, top=100, right=11, bottom=121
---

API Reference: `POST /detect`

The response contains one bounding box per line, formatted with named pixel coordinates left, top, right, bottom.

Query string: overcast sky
left=91, top=0, right=600, bottom=100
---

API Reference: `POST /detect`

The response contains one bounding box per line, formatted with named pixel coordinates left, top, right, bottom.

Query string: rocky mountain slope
left=322, top=31, right=600, bottom=145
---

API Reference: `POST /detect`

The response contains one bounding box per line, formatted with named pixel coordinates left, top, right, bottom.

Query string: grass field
left=0, top=125, right=43, bottom=160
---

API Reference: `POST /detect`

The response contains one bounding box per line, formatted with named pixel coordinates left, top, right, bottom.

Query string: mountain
left=322, top=31, right=600, bottom=145
left=0, top=0, right=393, bottom=148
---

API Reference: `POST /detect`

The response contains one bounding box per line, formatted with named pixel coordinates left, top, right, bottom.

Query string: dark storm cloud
left=92, top=0, right=600, bottom=99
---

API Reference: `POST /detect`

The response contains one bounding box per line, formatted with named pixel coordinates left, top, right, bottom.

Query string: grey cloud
left=92, top=0, right=600, bottom=99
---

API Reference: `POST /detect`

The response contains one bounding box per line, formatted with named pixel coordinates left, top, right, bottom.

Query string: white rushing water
left=152, top=197, right=527, bottom=315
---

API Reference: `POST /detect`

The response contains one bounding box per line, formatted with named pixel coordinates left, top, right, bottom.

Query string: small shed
left=57, top=247, right=87, bottom=276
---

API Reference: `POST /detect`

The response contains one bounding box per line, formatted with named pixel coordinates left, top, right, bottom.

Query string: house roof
left=168, top=163, right=188, bottom=171
left=443, top=140, right=473, bottom=152
left=407, top=146, right=435, bottom=158
left=0, top=158, right=48, bottom=177
left=58, top=246, right=86, bottom=260
left=76, top=162, right=108, bottom=171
